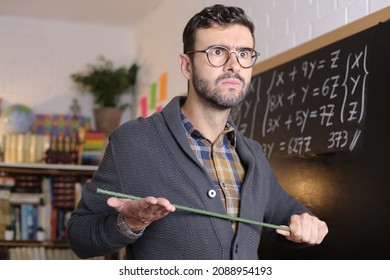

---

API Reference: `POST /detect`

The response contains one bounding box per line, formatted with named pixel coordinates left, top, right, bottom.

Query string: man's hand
left=107, top=196, right=176, bottom=232
left=276, top=213, right=328, bottom=244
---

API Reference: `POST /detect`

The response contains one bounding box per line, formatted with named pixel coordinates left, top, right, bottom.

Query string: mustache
left=215, top=73, right=245, bottom=85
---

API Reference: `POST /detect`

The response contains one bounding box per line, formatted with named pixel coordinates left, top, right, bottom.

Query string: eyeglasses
left=186, top=45, right=260, bottom=68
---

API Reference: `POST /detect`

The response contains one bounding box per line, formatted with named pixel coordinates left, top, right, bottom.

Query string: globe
left=1, top=104, right=35, bottom=133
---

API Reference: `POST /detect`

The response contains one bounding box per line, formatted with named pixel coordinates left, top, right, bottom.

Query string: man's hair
left=183, top=4, right=255, bottom=54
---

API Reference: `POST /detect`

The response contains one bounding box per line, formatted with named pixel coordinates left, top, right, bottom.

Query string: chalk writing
left=231, top=40, right=370, bottom=158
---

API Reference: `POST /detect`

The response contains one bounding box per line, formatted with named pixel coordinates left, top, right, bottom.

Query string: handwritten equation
left=231, top=44, right=369, bottom=158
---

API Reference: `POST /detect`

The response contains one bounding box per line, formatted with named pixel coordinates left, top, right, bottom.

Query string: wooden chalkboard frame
left=253, top=6, right=390, bottom=76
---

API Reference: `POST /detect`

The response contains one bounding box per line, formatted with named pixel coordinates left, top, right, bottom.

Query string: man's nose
left=224, top=52, right=241, bottom=72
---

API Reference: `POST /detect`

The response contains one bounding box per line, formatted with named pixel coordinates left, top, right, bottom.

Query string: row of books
left=0, top=174, right=85, bottom=242
left=1, top=133, right=50, bottom=164
left=1, top=131, right=107, bottom=165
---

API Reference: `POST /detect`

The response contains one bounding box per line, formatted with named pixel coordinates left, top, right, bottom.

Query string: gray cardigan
left=67, top=96, right=309, bottom=260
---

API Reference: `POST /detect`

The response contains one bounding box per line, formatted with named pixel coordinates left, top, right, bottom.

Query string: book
left=9, top=193, right=42, bottom=204
left=41, top=177, right=52, bottom=240
left=21, top=204, right=34, bottom=240
left=13, top=206, right=21, bottom=240
left=0, top=191, right=11, bottom=239
left=51, top=207, right=57, bottom=241
left=81, top=131, right=107, bottom=165
left=3, top=133, right=50, bottom=163
left=51, top=175, right=76, bottom=209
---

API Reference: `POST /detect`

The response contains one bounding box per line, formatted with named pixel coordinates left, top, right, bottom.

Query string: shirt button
left=207, top=189, right=217, bottom=198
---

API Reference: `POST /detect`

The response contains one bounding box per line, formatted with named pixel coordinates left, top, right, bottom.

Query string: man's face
left=190, top=24, right=254, bottom=110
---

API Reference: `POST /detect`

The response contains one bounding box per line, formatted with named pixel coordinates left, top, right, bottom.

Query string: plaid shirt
left=181, top=112, right=245, bottom=231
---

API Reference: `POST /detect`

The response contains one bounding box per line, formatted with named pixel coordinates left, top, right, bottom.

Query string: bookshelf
left=0, top=162, right=98, bottom=175
left=0, top=162, right=103, bottom=260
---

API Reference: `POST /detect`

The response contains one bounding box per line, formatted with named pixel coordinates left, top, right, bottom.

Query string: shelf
left=0, top=162, right=98, bottom=176
left=0, top=163, right=104, bottom=259
left=0, top=240, right=69, bottom=248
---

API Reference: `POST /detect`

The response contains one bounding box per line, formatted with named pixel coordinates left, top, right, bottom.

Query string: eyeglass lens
left=207, top=46, right=258, bottom=68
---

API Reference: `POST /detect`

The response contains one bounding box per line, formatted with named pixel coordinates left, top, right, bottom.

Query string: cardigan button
left=207, top=189, right=217, bottom=198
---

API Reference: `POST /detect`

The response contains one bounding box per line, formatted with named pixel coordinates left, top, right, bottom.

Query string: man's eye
left=210, top=48, right=226, bottom=56
left=239, top=50, right=250, bottom=58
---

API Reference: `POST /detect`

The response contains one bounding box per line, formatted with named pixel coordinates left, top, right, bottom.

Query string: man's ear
left=179, top=53, right=192, bottom=80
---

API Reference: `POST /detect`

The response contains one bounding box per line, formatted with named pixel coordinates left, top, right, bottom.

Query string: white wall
left=0, top=16, right=135, bottom=127
left=0, top=0, right=389, bottom=125
left=134, top=0, right=390, bottom=116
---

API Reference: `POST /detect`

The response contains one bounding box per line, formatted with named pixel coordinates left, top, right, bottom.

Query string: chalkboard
left=231, top=17, right=390, bottom=158
left=229, top=8, right=390, bottom=260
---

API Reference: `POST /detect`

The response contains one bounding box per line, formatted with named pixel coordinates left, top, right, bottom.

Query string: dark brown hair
left=183, top=4, right=255, bottom=54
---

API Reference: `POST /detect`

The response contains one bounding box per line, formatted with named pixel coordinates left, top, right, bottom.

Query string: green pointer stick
left=97, top=188, right=290, bottom=232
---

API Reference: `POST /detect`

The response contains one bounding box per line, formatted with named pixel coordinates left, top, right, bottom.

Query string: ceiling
left=0, top=0, right=165, bottom=27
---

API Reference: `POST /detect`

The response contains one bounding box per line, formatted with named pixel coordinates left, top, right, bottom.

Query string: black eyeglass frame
left=186, top=45, right=260, bottom=69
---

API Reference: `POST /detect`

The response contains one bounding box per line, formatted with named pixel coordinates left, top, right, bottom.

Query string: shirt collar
left=180, top=111, right=237, bottom=147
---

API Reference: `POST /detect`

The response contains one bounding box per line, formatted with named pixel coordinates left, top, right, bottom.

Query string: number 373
left=328, top=130, right=348, bottom=149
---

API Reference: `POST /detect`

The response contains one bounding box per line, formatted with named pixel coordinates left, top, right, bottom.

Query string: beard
left=192, top=67, right=249, bottom=110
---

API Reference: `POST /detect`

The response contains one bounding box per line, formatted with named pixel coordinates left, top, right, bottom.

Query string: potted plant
left=71, top=56, right=139, bottom=135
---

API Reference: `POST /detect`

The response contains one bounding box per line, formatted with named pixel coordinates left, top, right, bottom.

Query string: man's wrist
left=116, top=212, right=145, bottom=238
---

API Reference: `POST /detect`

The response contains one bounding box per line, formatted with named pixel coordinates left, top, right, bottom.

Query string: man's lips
left=220, top=78, right=242, bottom=87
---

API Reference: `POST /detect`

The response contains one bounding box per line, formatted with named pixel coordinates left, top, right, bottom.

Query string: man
left=67, top=4, right=328, bottom=260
